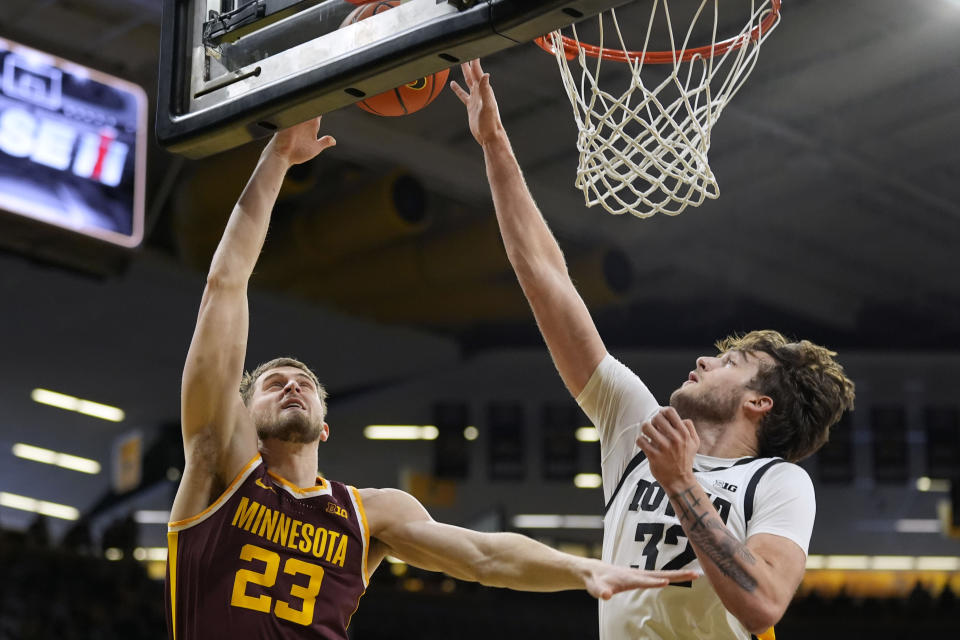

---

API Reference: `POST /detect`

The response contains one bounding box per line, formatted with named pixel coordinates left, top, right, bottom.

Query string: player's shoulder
left=702, top=456, right=812, bottom=494
left=755, top=457, right=811, bottom=480
left=747, top=457, right=815, bottom=496
left=356, top=487, right=421, bottom=512
left=357, top=486, right=404, bottom=500
left=356, top=487, right=431, bottom=537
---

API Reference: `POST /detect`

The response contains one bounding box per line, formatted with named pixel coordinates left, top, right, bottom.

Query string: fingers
left=651, top=409, right=677, bottom=432
left=317, top=135, right=336, bottom=151
left=637, top=420, right=665, bottom=453
left=599, top=567, right=701, bottom=600
left=460, top=60, right=477, bottom=87
left=638, top=406, right=700, bottom=453
left=449, top=80, right=469, bottom=105
left=636, top=422, right=655, bottom=453
left=645, top=569, right=701, bottom=583
left=652, top=408, right=692, bottom=444
left=460, top=59, right=486, bottom=89
left=660, top=406, right=686, bottom=431
left=479, top=72, right=493, bottom=96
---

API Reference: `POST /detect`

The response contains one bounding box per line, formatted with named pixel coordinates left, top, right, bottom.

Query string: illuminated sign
left=0, top=38, right=146, bottom=248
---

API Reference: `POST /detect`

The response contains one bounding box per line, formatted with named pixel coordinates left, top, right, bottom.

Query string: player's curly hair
left=716, top=330, right=855, bottom=463
left=239, top=357, right=328, bottom=418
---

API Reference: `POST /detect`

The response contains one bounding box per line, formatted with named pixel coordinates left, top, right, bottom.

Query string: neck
left=258, top=438, right=320, bottom=488
left=694, top=418, right=758, bottom=459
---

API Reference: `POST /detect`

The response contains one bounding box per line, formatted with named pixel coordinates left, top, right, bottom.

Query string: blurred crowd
left=1, top=519, right=957, bottom=640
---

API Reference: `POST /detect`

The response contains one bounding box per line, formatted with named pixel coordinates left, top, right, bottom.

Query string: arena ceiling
left=2, top=0, right=958, bottom=348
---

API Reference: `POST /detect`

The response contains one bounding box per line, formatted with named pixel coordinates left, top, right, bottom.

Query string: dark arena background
left=1, top=1, right=959, bottom=639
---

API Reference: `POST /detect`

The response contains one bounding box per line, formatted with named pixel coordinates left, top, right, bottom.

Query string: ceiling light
left=575, top=426, right=599, bottom=442
left=12, top=443, right=101, bottom=474
left=512, top=514, right=604, bottom=529
left=824, top=555, right=870, bottom=570
left=363, top=425, right=438, bottom=440
left=915, top=477, right=949, bottom=492
left=870, top=556, right=915, bottom=571
left=915, top=556, right=960, bottom=571
left=133, top=547, right=168, bottom=561
left=0, top=491, right=79, bottom=520
left=31, top=388, right=125, bottom=422
left=574, top=473, right=603, bottom=488
left=463, top=426, right=479, bottom=441
left=807, top=554, right=960, bottom=572
left=894, top=519, right=941, bottom=533
left=133, top=510, right=171, bottom=524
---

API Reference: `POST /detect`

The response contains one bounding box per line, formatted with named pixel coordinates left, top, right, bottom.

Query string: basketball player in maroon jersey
left=166, top=118, right=697, bottom=640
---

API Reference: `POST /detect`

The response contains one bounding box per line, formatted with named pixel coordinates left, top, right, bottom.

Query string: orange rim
left=535, top=0, right=780, bottom=64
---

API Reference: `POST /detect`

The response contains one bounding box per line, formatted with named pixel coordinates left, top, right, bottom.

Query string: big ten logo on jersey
left=326, top=502, right=348, bottom=519
left=0, top=52, right=129, bottom=186
left=714, top=479, right=738, bottom=492
left=627, top=478, right=732, bottom=582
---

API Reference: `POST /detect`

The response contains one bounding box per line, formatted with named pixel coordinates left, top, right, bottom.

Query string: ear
left=319, top=422, right=330, bottom=442
left=743, top=394, right=773, bottom=422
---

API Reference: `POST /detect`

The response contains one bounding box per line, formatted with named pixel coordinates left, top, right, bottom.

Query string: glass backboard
left=157, top=0, right=632, bottom=158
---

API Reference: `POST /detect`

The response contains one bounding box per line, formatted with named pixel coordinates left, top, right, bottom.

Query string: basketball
left=340, top=1, right=449, bottom=117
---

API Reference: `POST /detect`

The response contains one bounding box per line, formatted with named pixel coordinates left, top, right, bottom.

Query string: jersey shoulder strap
left=744, top=458, right=787, bottom=524
left=603, top=451, right=647, bottom=516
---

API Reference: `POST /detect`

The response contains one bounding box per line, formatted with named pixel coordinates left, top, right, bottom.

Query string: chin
left=668, top=387, right=687, bottom=410
left=258, top=414, right=321, bottom=443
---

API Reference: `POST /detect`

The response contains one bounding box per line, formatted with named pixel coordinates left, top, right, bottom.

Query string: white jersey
left=577, top=354, right=816, bottom=640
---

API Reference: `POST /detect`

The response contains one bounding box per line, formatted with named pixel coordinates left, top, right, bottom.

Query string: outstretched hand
left=450, top=59, right=504, bottom=146
left=585, top=562, right=700, bottom=600
left=267, top=116, right=336, bottom=166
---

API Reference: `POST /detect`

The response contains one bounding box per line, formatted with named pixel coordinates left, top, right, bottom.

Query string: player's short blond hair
left=716, top=330, right=855, bottom=462
left=239, top=357, right=328, bottom=419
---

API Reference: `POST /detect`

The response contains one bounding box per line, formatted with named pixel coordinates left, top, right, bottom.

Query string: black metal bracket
left=203, top=1, right=266, bottom=45
left=446, top=0, right=481, bottom=9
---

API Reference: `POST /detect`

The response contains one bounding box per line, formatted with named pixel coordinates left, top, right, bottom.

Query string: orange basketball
left=340, top=1, right=449, bottom=116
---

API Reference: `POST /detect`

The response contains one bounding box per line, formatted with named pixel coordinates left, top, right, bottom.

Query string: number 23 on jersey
left=231, top=544, right=325, bottom=626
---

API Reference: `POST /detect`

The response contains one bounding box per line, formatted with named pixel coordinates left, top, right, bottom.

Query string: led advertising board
left=0, top=38, right=147, bottom=250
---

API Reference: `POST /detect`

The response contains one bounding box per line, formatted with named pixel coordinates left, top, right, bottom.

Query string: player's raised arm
left=451, top=60, right=605, bottom=397
left=175, top=119, right=335, bottom=518
left=361, top=488, right=697, bottom=598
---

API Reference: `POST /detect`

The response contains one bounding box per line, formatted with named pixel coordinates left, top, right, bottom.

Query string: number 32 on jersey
left=628, top=479, right=732, bottom=580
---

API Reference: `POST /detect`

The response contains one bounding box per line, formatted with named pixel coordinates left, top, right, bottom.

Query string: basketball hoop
left=536, top=0, right=781, bottom=218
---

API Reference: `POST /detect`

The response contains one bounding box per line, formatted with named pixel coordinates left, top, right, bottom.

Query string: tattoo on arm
left=671, top=487, right=758, bottom=592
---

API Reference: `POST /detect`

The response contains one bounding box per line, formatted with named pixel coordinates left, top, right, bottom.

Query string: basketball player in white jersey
left=452, top=60, right=855, bottom=639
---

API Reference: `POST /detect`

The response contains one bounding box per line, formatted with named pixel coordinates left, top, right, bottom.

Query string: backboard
left=156, top=0, right=633, bottom=158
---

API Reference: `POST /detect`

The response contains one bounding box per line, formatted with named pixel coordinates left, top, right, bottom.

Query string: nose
left=696, top=356, right=712, bottom=371
left=282, top=379, right=301, bottom=394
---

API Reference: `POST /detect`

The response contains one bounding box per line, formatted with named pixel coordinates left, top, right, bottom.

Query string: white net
left=541, top=0, right=780, bottom=217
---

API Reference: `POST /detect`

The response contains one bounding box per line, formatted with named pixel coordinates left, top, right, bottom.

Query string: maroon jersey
left=166, top=456, right=369, bottom=640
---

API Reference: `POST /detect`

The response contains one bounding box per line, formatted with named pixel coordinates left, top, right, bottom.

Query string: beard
left=255, top=409, right=323, bottom=444
left=669, top=383, right=742, bottom=425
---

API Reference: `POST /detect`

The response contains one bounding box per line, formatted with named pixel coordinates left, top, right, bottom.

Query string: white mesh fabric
left=546, top=0, right=779, bottom=217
